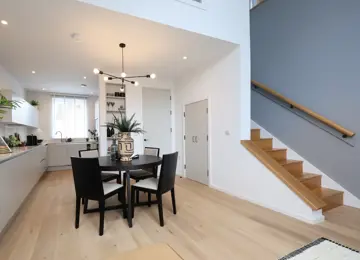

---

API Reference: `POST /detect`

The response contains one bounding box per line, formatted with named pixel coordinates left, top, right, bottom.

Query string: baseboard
left=0, top=171, right=47, bottom=242
left=47, top=165, right=72, bottom=171
left=210, top=183, right=324, bottom=225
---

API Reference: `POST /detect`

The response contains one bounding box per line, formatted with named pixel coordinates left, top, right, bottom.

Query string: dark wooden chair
left=129, top=147, right=160, bottom=203
left=71, top=157, right=126, bottom=236
left=79, top=149, right=121, bottom=183
left=131, top=152, right=178, bottom=227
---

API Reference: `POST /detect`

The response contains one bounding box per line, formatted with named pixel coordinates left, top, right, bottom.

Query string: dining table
left=98, top=155, right=162, bottom=228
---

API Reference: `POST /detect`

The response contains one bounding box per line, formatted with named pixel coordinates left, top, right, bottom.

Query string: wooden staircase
left=246, top=129, right=344, bottom=212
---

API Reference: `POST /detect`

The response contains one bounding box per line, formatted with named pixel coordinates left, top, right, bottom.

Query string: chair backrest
left=71, top=157, right=104, bottom=200
left=144, top=147, right=160, bottom=173
left=79, top=149, right=99, bottom=158
left=158, top=152, right=178, bottom=194
left=144, top=147, right=160, bottom=157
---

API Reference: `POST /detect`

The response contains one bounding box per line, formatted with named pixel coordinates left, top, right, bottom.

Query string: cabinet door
left=66, top=144, right=87, bottom=165
left=47, top=144, right=69, bottom=166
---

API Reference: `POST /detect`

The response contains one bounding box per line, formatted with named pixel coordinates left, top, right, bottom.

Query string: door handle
left=192, top=136, right=195, bottom=143
left=195, top=136, right=198, bottom=143
left=144, top=139, right=148, bottom=141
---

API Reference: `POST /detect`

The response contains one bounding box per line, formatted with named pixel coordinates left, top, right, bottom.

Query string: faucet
left=55, top=131, right=63, bottom=143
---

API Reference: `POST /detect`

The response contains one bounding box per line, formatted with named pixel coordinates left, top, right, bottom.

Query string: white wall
left=26, top=91, right=98, bottom=141
left=252, top=121, right=360, bottom=209
left=80, top=0, right=249, bottom=44
left=0, top=64, right=24, bottom=98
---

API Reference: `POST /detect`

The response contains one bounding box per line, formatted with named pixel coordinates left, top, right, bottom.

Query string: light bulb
left=104, top=76, right=109, bottom=81
left=93, top=68, right=100, bottom=74
left=150, top=73, right=156, bottom=79
left=134, top=81, right=139, bottom=86
left=1, top=20, right=8, bottom=25
left=121, top=72, right=127, bottom=78
left=183, top=56, right=188, bottom=60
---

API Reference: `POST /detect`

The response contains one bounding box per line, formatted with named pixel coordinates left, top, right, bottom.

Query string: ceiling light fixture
left=1, top=20, right=8, bottom=25
left=183, top=56, right=188, bottom=60
left=93, top=43, right=156, bottom=87
left=32, top=70, right=36, bottom=74
left=42, top=88, right=46, bottom=91
left=83, top=76, right=87, bottom=79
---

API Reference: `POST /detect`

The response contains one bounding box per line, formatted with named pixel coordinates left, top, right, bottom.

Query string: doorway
left=184, top=99, right=209, bottom=185
left=142, top=88, right=172, bottom=156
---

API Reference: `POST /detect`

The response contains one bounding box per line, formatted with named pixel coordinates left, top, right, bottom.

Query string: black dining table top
left=99, top=155, right=162, bottom=171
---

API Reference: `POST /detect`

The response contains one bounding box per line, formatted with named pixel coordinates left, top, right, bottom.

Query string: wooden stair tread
left=299, top=173, right=321, bottom=181
left=279, top=159, right=302, bottom=165
left=264, top=148, right=287, bottom=152
left=313, top=187, right=344, bottom=198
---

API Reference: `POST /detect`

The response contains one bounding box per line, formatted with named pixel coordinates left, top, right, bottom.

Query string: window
left=52, top=96, right=88, bottom=138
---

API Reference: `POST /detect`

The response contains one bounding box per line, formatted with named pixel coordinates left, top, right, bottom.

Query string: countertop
left=0, top=144, right=47, bottom=164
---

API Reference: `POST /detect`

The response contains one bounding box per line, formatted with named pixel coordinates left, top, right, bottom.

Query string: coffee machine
left=26, top=135, right=38, bottom=146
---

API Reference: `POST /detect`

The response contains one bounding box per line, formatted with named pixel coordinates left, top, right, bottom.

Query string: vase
left=117, top=132, right=134, bottom=161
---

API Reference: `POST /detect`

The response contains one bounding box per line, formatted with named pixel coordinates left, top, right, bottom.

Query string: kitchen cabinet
left=0, top=145, right=47, bottom=233
left=47, top=143, right=87, bottom=167
left=0, top=91, right=39, bottom=128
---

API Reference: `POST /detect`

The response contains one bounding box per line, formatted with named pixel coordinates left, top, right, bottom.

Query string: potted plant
left=0, top=94, right=21, bottom=120
left=88, top=129, right=98, bottom=141
left=105, top=112, right=144, bottom=161
left=30, top=100, right=39, bottom=107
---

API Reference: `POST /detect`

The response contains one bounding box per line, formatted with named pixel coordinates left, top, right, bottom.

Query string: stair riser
left=253, top=139, right=273, bottom=150
left=283, top=162, right=303, bottom=178
left=251, top=129, right=260, bottom=141
left=267, top=150, right=287, bottom=161
left=301, top=176, right=322, bottom=190
left=322, top=193, right=344, bottom=212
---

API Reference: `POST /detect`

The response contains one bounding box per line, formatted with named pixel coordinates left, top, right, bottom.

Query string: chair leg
left=75, top=196, right=81, bottom=229
left=171, top=188, right=177, bottom=215
left=157, top=194, right=164, bottom=227
left=119, top=188, right=127, bottom=219
left=131, top=187, right=136, bottom=219
left=83, top=198, right=88, bottom=214
left=99, top=200, right=105, bottom=236
left=148, top=192, right=151, bottom=207
left=136, top=180, right=140, bottom=204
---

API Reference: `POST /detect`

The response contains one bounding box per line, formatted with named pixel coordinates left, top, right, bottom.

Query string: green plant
left=0, top=94, right=21, bottom=120
left=30, top=100, right=39, bottom=106
left=106, top=112, right=145, bottom=134
left=7, top=135, right=20, bottom=147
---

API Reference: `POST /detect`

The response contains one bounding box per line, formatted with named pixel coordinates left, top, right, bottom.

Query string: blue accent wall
left=251, top=0, right=360, bottom=198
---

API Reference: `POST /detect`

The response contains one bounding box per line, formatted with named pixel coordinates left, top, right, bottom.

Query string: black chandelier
left=93, top=43, right=156, bottom=86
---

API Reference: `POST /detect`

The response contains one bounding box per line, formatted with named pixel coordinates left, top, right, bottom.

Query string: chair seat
left=133, top=177, right=159, bottom=190
left=129, top=169, right=153, bottom=179
left=102, top=170, right=119, bottom=175
left=103, top=182, right=123, bottom=195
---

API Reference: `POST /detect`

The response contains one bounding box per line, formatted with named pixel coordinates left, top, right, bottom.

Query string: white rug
left=280, top=238, right=360, bottom=260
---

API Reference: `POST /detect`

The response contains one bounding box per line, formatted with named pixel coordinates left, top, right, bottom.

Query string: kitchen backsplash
left=0, top=124, right=29, bottom=142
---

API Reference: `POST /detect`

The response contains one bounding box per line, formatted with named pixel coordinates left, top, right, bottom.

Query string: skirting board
left=210, top=184, right=324, bottom=225
left=47, top=165, right=72, bottom=172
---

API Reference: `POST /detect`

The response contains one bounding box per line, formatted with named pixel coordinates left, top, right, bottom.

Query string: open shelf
left=107, top=110, right=126, bottom=113
left=106, top=96, right=125, bottom=100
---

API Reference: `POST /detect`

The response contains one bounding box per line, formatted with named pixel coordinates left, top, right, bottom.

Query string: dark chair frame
left=71, top=157, right=127, bottom=236
left=129, top=147, right=160, bottom=204
left=130, top=152, right=178, bottom=227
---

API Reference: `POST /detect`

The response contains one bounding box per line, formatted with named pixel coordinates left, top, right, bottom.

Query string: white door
left=185, top=100, right=208, bottom=185
left=142, top=88, right=171, bottom=156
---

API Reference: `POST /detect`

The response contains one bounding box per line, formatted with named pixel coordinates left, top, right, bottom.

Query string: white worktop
left=0, top=144, right=47, bottom=164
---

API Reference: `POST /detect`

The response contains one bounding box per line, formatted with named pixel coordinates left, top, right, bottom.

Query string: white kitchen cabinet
left=0, top=91, right=39, bottom=128
left=0, top=145, right=47, bottom=233
left=47, top=143, right=87, bottom=167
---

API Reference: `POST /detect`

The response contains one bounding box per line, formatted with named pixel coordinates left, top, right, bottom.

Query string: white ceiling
left=0, top=0, right=236, bottom=95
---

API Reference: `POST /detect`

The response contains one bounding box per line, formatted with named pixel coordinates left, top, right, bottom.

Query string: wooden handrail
left=241, top=140, right=327, bottom=210
left=251, top=80, right=355, bottom=138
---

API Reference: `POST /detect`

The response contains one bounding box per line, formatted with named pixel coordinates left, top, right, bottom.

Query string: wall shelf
left=106, top=96, right=125, bottom=100
left=106, top=110, right=126, bottom=113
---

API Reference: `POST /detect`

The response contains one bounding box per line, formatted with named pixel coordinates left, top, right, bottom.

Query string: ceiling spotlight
left=150, top=73, right=156, bottom=79
left=134, top=81, right=139, bottom=86
left=32, top=71, right=36, bottom=74
left=93, top=68, right=100, bottom=74
left=83, top=76, right=87, bottom=79
left=42, top=88, right=46, bottom=91
left=104, top=76, right=109, bottom=81
left=1, top=20, right=8, bottom=25
left=183, top=56, right=188, bottom=60
left=121, top=72, right=127, bottom=78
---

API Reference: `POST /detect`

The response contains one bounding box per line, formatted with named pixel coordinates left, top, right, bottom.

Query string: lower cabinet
left=0, top=145, right=47, bottom=233
left=47, top=143, right=87, bottom=167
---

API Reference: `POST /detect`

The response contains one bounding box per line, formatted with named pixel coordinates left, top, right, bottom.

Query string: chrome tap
left=55, top=131, right=63, bottom=142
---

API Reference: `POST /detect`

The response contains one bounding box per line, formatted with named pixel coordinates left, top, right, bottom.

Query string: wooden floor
left=0, top=170, right=359, bottom=260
